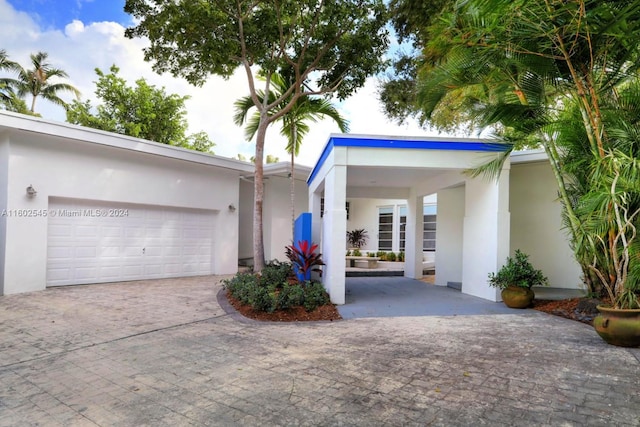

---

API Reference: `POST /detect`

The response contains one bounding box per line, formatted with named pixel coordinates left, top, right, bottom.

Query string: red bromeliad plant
left=285, top=240, right=324, bottom=282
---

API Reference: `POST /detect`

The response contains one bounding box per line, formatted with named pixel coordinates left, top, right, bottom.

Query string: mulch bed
left=531, top=297, right=603, bottom=325
left=225, top=290, right=342, bottom=322
left=226, top=289, right=602, bottom=325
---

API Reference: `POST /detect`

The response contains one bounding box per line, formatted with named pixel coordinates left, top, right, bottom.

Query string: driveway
left=1, top=276, right=639, bottom=426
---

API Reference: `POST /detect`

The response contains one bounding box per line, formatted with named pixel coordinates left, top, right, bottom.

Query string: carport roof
left=307, top=134, right=508, bottom=185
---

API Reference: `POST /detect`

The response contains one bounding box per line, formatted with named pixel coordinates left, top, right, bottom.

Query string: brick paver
left=1, top=276, right=639, bottom=426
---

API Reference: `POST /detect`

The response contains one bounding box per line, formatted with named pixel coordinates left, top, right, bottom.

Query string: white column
left=309, top=190, right=322, bottom=247
left=321, top=165, right=347, bottom=304
left=404, top=192, right=423, bottom=279
left=461, top=168, right=510, bottom=301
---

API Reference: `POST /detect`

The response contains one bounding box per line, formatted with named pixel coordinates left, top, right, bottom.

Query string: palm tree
left=11, top=51, right=80, bottom=113
left=0, top=49, right=20, bottom=108
left=234, top=72, right=349, bottom=236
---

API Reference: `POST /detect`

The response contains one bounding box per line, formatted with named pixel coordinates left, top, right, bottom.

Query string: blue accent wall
left=293, top=213, right=313, bottom=281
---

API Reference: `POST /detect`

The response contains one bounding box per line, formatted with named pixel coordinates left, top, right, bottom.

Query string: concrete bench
left=346, top=256, right=380, bottom=268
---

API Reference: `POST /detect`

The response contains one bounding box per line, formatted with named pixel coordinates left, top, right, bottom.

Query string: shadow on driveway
left=338, top=276, right=526, bottom=319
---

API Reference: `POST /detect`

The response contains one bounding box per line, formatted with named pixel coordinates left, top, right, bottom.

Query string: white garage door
left=47, top=198, right=216, bottom=286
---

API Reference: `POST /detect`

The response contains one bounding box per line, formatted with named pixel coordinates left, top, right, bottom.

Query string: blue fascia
left=306, top=135, right=509, bottom=185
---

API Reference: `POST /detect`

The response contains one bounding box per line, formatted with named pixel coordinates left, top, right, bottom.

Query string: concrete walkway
left=1, top=276, right=639, bottom=426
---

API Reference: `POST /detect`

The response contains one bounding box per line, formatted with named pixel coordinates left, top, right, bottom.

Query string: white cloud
left=1, top=0, right=444, bottom=168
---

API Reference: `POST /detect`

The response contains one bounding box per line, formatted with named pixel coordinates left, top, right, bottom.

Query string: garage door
left=47, top=198, right=216, bottom=286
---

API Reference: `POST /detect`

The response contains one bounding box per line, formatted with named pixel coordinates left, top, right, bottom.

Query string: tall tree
left=125, top=0, right=389, bottom=271
left=66, top=66, right=215, bottom=152
left=11, top=51, right=79, bottom=113
left=234, top=72, right=349, bottom=237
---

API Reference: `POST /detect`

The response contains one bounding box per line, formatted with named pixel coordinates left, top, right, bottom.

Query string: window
left=378, top=207, right=393, bottom=250
left=398, top=205, right=437, bottom=252
left=423, top=205, right=437, bottom=251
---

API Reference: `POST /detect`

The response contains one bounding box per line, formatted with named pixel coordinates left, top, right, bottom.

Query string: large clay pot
left=594, top=306, right=640, bottom=347
left=500, top=286, right=534, bottom=309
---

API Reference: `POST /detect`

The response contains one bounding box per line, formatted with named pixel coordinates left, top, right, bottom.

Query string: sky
left=1, top=0, right=440, bottom=167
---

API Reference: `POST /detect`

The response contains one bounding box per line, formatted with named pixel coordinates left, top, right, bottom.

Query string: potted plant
left=579, top=152, right=640, bottom=347
left=488, top=250, right=548, bottom=308
left=347, top=228, right=368, bottom=249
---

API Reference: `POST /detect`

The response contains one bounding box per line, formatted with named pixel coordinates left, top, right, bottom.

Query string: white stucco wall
left=510, top=161, right=582, bottom=288
left=0, top=132, right=9, bottom=295
left=264, top=174, right=310, bottom=261
left=238, top=178, right=254, bottom=262
left=0, top=114, right=249, bottom=294
left=434, top=186, right=464, bottom=286
left=237, top=166, right=311, bottom=264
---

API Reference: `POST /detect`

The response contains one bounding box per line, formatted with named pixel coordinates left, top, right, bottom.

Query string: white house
left=0, top=111, right=583, bottom=304
left=0, top=111, right=254, bottom=295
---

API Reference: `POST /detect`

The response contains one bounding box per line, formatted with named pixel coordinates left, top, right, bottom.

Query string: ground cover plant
left=223, top=242, right=341, bottom=321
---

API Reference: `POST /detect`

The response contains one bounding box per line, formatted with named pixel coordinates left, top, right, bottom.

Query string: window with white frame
left=377, top=207, right=393, bottom=250
left=399, top=205, right=437, bottom=252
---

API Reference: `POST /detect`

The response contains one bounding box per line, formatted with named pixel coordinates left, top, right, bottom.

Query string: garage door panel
left=47, top=198, right=216, bottom=286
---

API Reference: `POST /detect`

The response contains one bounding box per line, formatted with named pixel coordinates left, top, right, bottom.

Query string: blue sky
left=7, top=0, right=129, bottom=29
left=1, top=0, right=431, bottom=165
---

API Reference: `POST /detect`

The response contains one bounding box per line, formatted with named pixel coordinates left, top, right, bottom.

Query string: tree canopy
left=66, top=65, right=215, bottom=153
left=124, top=0, right=389, bottom=271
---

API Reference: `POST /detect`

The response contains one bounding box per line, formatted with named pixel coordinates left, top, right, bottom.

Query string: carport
left=307, top=134, right=511, bottom=305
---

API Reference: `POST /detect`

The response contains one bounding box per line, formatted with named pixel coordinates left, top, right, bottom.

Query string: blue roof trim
left=306, top=135, right=508, bottom=185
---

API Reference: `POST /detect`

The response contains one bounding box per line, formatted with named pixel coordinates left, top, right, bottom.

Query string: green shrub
left=277, top=283, right=305, bottom=309
left=367, top=252, right=376, bottom=257
left=223, top=273, right=260, bottom=305
left=346, top=250, right=352, bottom=256
left=302, top=281, right=330, bottom=311
left=386, top=252, right=397, bottom=262
left=224, top=271, right=331, bottom=314
left=376, top=251, right=387, bottom=260
left=259, top=260, right=292, bottom=288
left=352, top=249, right=362, bottom=257
left=250, top=285, right=276, bottom=312
left=398, top=251, right=405, bottom=262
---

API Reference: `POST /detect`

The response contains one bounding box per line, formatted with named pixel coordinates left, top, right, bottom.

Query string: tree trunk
left=253, top=115, right=269, bottom=272
left=290, top=124, right=297, bottom=241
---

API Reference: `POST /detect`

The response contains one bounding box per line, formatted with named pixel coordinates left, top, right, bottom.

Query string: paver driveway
left=1, top=276, right=639, bottom=426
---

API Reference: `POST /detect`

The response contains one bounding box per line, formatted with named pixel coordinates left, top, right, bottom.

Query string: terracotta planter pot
left=594, top=306, right=640, bottom=347
left=500, top=286, right=534, bottom=309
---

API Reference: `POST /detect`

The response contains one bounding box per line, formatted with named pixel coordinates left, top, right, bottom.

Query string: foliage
left=575, top=151, right=640, bottom=309
left=302, top=281, right=330, bottom=312
left=394, top=0, right=640, bottom=299
left=346, top=250, right=352, bottom=257
left=398, top=251, right=405, bottom=262
left=66, top=66, right=214, bottom=152
left=488, top=250, right=548, bottom=290
left=235, top=71, right=349, bottom=237
left=223, top=269, right=330, bottom=313
left=376, top=251, right=387, bottom=261
left=3, top=51, right=79, bottom=114
left=386, top=252, right=397, bottom=262
left=352, top=249, right=362, bottom=257
left=124, top=0, right=389, bottom=272
left=285, top=241, right=324, bottom=280
left=0, top=49, right=30, bottom=114
left=367, top=252, right=376, bottom=258
left=347, top=229, right=368, bottom=249
left=258, top=260, right=292, bottom=287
